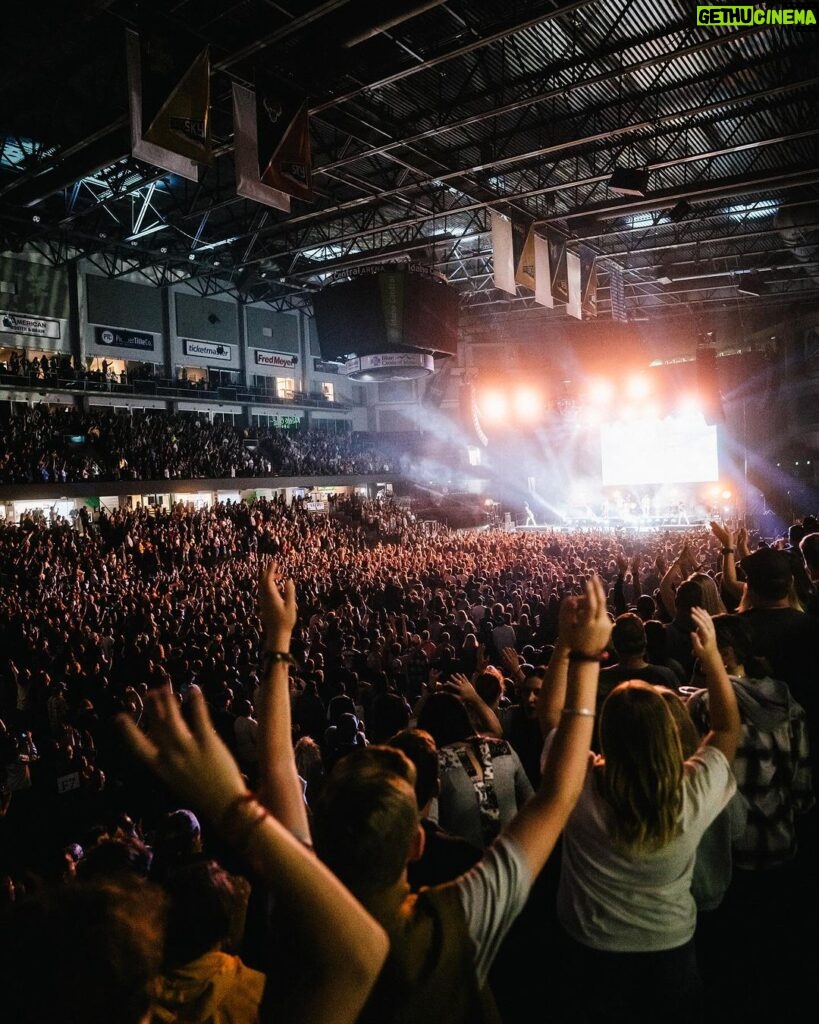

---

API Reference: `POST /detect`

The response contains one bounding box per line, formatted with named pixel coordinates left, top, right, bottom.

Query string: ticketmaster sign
left=183, top=338, right=233, bottom=361
left=696, top=6, right=816, bottom=25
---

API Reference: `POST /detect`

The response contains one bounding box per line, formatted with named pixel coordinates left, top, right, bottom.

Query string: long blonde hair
left=597, top=682, right=684, bottom=854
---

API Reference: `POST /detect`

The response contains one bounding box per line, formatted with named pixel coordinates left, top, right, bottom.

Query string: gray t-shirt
left=557, top=744, right=735, bottom=952
left=456, top=833, right=532, bottom=985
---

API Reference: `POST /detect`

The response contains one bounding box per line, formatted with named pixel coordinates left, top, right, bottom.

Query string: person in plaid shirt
left=687, top=614, right=814, bottom=869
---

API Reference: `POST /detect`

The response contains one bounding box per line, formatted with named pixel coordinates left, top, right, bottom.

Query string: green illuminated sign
left=696, top=5, right=816, bottom=25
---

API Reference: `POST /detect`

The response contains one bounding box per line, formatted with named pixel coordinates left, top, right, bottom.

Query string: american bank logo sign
left=696, top=5, right=817, bottom=26
left=255, top=349, right=299, bottom=369
left=0, top=310, right=62, bottom=339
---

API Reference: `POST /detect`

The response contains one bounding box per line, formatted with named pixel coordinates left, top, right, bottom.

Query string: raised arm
left=613, top=554, right=628, bottom=616
left=119, top=687, right=388, bottom=1024
left=255, top=561, right=310, bottom=843
left=689, top=606, right=741, bottom=764
left=445, top=673, right=503, bottom=737
left=506, top=576, right=611, bottom=878
left=658, top=547, right=689, bottom=618
left=709, top=521, right=744, bottom=603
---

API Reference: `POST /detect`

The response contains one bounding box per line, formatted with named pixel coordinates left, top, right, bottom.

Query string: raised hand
left=445, top=673, right=480, bottom=703
left=501, top=646, right=521, bottom=673
left=259, top=559, right=297, bottom=651
left=709, top=520, right=734, bottom=550
left=118, top=685, right=244, bottom=825
left=558, top=577, right=612, bottom=656
left=690, top=606, right=718, bottom=663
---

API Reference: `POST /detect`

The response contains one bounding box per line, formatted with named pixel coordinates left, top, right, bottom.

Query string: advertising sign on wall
left=0, top=310, right=61, bottom=339
left=255, top=349, right=298, bottom=369
left=95, top=326, right=156, bottom=351
left=184, top=338, right=232, bottom=361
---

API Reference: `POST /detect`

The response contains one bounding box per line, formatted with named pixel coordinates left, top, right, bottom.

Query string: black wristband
left=721, top=547, right=735, bottom=555
left=568, top=650, right=604, bottom=663
left=259, top=650, right=296, bottom=674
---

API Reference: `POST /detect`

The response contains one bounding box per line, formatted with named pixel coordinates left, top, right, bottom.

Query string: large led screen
left=600, top=413, right=719, bottom=486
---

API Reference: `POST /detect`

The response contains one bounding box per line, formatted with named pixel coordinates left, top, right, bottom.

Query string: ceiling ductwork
left=775, top=205, right=819, bottom=284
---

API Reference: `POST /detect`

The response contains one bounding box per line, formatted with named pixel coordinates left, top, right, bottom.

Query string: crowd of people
left=1, top=497, right=818, bottom=1022
left=0, top=407, right=396, bottom=483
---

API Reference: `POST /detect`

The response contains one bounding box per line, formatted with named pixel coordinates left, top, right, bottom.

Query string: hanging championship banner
left=548, top=227, right=569, bottom=305
left=232, top=83, right=291, bottom=212
left=534, top=232, right=553, bottom=307
left=256, top=77, right=313, bottom=203
left=491, top=211, right=515, bottom=295
left=580, top=246, right=598, bottom=320
left=566, top=250, right=582, bottom=320
left=514, top=225, right=536, bottom=292
left=126, top=29, right=210, bottom=181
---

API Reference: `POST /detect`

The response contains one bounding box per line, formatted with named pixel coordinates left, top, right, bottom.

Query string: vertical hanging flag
left=491, top=211, right=516, bottom=294
left=514, top=225, right=536, bottom=291
left=609, top=263, right=627, bottom=321
left=548, top=227, right=569, bottom=305
left=127, top=29, right=210, bottom=182
left=580, top=246, right=598, bottom=319
left=256, top=79, right=314, bottom=203
left=566, top=251, right=582, bottom=320
left=534, top=232, right=553, bottom=307
left=232, top=83, right=291, bottom=213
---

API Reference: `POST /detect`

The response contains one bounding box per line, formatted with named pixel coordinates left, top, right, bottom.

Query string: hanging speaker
left=696, top=347, right=725, bottom=425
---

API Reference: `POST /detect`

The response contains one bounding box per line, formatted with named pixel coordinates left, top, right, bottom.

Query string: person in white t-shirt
left=538, top=604, right=741, bottom=1024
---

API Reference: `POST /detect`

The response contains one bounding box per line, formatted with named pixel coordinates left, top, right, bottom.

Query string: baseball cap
left=739, top=547, right=793, bottom=598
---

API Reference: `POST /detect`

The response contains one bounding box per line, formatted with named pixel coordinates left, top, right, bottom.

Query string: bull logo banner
left=232, top=83, right=291, bottom=212
left=256, top=80, right=313, bottom=203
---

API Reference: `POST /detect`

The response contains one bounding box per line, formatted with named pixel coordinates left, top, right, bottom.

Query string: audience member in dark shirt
left=387, top=728, right=482, bottom=890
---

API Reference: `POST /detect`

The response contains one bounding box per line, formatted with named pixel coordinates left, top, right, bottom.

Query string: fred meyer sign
left=184, top=338, right=232, bottom=361
left=255, top=350, right=299, bottom=369
left=1, top=310, right=61, bottom=339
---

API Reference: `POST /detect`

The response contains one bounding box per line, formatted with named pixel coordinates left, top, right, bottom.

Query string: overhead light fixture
left=668, top=200, right=691, bottom=223
left=608, top=165, right=649, bottom=197
left=125, top=223, right=169, bottom=242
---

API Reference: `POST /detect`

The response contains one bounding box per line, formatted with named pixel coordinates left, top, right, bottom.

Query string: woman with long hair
left=539, top=601, right=741, bottom=1024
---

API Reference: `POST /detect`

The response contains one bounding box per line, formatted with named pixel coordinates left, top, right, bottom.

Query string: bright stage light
left=626, top=374, right=651, bottom=400
left=721, top=489, right=732, bottom=500
left=588, top=378, right=614, bottom=405
left=679, top=394, right=702, bottom=416
left=514, top=387, right=541, bottom=422
left=480, top=390, right=508, bottom=422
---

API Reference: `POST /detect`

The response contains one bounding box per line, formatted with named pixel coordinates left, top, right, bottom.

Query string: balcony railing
left=0, top=370, right=349, bottom=410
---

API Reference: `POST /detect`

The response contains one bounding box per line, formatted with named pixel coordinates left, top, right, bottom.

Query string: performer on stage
left=523, top=501, right=537, bottom=526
